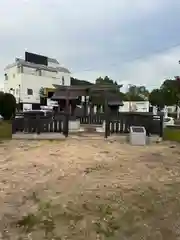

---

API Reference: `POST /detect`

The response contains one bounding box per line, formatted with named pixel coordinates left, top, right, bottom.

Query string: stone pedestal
left=68, top=120, right=84, bottom=132
left=69, top=120, right=80, bottom=131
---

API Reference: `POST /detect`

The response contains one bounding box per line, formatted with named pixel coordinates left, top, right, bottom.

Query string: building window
left=27, top=88, right=33, bottom=95
left=62, top=76, right=65, bottom=85
left=4, top=73, right=8, bottom=80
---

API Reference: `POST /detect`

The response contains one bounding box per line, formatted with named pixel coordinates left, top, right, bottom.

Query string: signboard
left=47, top=99, right=58, bottom=107
left=131, top=127, right=145, bottom=133
left=25, top=52, right=48, bottom=66
left=23, top=103, right=32, bottom=111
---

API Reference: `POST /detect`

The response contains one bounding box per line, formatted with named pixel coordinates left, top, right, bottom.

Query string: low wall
left=163, top=125, right=180, bottom=142
left=0, top=121, right=12, bottom=139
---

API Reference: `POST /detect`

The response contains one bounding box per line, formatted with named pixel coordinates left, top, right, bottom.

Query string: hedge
left=163, top=125, right=180, bottom=142
left=0, top=121, right=12, bottom=139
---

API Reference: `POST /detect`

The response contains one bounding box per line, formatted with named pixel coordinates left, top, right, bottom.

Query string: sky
left=1, top=0, right=180, bottom=91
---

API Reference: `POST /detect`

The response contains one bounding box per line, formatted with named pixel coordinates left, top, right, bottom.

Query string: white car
left=163, top=117, right=174, bottom=127
left=0, top=115, right=3, bottom=120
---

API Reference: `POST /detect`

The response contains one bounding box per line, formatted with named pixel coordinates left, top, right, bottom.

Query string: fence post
left=36, top=114, right=40, bottom=134
left=159, top=114, right=163, bottom=138
left=12, top=119, right=15, bottom=134
left=104, top=94, right=110, bottom=138
left=63, top=89, right=69, bottom=137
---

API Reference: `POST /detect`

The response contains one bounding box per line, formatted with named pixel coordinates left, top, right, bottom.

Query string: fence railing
left=12, top=116, right=64, bottom=134
left=106, top=113, right=163, bottom=137
left=12, top=112, right=164, bottom=138
left=79, top=114, right=104, bottom=125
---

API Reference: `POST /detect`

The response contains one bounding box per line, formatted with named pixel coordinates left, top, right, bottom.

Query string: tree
left=39, top=87, right=45, bottom=98
left=95, top=76, right=123, bottom=90
left=71, top=77, right=93, bottom=86
left=160, top=78, right=180, bottom=106
left=0, top=93, right=16, bottom=120
left=71, top=76, right=125, bottom=105
left=92, top=76, right=125, bottom=104
left=149, top=89, right=165, bottom=110
left=125, top=85, right=149, bottom=101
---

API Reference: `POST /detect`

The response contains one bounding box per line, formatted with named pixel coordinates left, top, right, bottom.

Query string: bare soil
left=0, top=137, right=180, bottom=239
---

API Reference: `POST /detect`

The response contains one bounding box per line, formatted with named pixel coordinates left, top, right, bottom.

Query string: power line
left=71, top=42, right=180, bottom=74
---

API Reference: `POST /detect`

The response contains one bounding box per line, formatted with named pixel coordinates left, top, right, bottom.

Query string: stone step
left=81, top=124, right=102, bottom=128
left=81, top=124, right=101, bottom=133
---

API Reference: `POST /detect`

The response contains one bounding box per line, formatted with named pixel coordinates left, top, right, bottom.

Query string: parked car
left=163, top=117, right=174, bottom=127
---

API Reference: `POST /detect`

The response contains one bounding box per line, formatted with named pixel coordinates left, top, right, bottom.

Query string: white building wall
left=4, top=65, right=22, bottom=103
left=20, top=71, right=70, bottom=104
left=4, top=65, right=71, bottom=104
left=119, top=101, right=150, bottom=112
left=47, top=62, right=59, bottom=68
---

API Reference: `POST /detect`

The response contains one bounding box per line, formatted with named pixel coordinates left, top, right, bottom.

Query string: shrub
left=0, top=93, right=16, bottom=120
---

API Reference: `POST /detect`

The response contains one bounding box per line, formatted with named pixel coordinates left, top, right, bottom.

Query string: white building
left=4, top=54, right=71, bottom=109
left=119, top=101, right=150, bottom=112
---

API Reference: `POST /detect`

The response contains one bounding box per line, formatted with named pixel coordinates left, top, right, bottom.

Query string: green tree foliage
left=160, top=77, right=180, bottom=106
left=71, top=76, right=125, bottom=105
left=149, top=89, right=165, bottom=109
left=149, top=77, right=180, bottom=108
left=39, top=87, right=47, bottom=105
left=95, top=76, right=122, bottom=90
left=93, top=76, right=125, bottom=105
left=39, top=87, right=45, bottom=97
left=71, top=77, right=93, bottom=86
left=125, top=85, right=149, bottom=101
left=0, top=93, right=16, bottom=120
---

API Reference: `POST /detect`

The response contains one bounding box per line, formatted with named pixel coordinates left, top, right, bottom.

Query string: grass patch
left=0, top=121, right=12, bottom=139
left=163, top=126, right=180, bottom=142
left=15, top=184, right=180, bottom=240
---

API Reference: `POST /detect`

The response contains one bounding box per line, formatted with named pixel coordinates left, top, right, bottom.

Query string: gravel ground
left=0, top=137, right=180, bottom=239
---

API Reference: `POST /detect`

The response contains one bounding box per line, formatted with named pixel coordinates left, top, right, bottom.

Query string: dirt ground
left=0, top=137, right=180, bottom=239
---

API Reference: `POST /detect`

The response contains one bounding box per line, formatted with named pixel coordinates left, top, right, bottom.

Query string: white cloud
left=119, top=46, right=180, bottom=89
left=73, top=46, right=180, bottom=90
left=0, top=0, right=180, bottom=91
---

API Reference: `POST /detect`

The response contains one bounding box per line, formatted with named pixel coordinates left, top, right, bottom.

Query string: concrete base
left=69, top=127, right=85, bottom=133
left=68, top=120, right=84, bottom=132
left=12, top=133, right=65, bottom=140
left=96, top=127, right=105, bottom=133
left=102, top=121, right=106, bottom=131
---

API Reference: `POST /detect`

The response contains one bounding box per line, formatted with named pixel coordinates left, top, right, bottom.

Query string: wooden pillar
left=104, top=92, right=110, bottom=138
left=71, top=100, right=76, bottom=116
left=36, top=114, right=40, bottom=135
left=83, top=96, right=87, bottom=116
left=63, top=89, right=69, bottom=137
left=159, top=114, right=163, bottom=138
